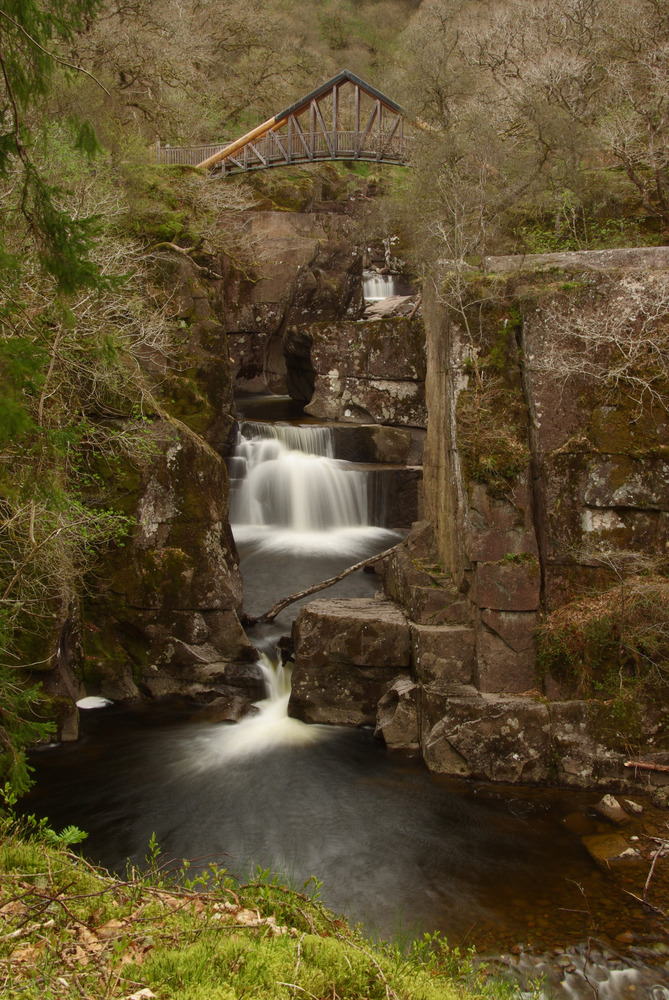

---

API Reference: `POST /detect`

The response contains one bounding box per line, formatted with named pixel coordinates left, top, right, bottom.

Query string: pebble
left=593, top=794, right=630, bottom=825
left=615, top=931, right=635, bottom=944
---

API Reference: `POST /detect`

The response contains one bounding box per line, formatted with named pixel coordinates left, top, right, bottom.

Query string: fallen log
left=245, top=542, right=400, bottom=627
left=624, top=760, right=669, bottom=773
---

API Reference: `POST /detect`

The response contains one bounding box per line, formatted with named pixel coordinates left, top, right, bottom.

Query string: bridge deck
left=157, top=131, right=406, bottom=172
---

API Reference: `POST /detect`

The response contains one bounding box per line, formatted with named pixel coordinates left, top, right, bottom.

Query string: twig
left=581, top=938, right=599, bottom=1000
left=149, top=242, right=223, bottom=279
left=624, top=760, right=669, bottom=773
left=622, top=889, right=668, bottom=919
left=408, top=292, right=422, bottom=319
left=247, top=543, right=400, bottom=625
left=296, top=907, right=314, bottom=933
left=0, top=9, right=111, bottom=96
left=275, top=985, right=319, bottom=1000
left=643, top=843, right=666, bottom=902
left=294, top=932, right=306, bottom=979
left=0, top=918, right=54, bottom=941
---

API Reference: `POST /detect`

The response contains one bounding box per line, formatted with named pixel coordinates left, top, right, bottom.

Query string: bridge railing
left=156, top=129, right=407, bottom=171
left=155, top=142, right=230, bottom=166
left=220, top=128, right=406, bottom=172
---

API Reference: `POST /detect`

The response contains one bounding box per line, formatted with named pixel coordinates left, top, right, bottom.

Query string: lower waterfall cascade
left=23, top=400, right=669, bottom=1000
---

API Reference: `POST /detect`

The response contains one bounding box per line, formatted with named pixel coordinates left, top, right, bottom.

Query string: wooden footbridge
left=156, top=70, right=408, bottom=175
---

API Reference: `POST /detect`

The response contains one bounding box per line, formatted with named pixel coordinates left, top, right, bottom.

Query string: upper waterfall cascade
left=228, top=421, right=397, bottom=555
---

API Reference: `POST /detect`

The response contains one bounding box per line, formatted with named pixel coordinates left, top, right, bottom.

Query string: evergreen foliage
left=0, top=1, right=140, bottom=792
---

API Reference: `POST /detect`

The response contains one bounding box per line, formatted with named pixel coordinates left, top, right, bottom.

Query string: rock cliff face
left=222, top=212, right=427, bottom=429
left=81, top=419, right=259, bottom=704
left=290, top=248, right=669, bottom=794
left=402, top=249, right=669, bottom=789
left=43, top=248, right=263, bottom=729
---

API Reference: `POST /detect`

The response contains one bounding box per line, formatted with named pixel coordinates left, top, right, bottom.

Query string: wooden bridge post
left=310, top=101, right=316, bottom=158
left=332, top=84, right=338, bottom=157
left=354, top=84, right=360, bottom=156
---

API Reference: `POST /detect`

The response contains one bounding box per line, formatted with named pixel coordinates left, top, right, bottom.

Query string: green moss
left=0, top=830, right=497, bottom=1000
left=81, top=620, right=136, bottom=683
left=502, top=552, right=539, bottom=569
left=140, top=548, right=195, bottom=603
left=158, top=373, right=216, bottom=436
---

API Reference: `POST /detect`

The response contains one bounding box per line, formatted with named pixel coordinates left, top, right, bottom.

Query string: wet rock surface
left=80, top=419, right=256, bottom=705
left=374, top=675, right=420, bottom=749
left=289, top=597, right=411, bottom=726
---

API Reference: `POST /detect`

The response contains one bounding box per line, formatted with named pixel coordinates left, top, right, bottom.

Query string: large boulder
left=422, top=695, right=551, bottom=783
left=289, top=597, right=411, bottom=725
left=303, top=318, right=427, bottom=427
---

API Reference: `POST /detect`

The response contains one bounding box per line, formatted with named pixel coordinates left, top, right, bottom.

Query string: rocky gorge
left=38, top=203, right=669, bottom=810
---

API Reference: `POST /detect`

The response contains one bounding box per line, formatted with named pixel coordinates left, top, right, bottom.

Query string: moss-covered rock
left=80, top=417, right=254, bottom=702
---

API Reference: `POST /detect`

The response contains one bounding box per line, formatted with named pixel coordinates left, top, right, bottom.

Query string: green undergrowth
left=455, top=303, right=531, bottom=498
left=537, top=575, right=669, bottom=701
left=0, top=808, right=526, bottom=1000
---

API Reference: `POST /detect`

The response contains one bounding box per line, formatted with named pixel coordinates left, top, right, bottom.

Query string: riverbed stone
left=194, top=694, right=256, bottom=723
left=421, top=695, right=551, bottom=783
left=375, top=676, right=420, bottom=750
left=581, top=832, right=630, bottom=865
left=593, top=794, right=630, bottom=825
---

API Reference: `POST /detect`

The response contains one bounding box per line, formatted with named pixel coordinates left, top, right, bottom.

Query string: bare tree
left=527, top=273, right=669, bottom=414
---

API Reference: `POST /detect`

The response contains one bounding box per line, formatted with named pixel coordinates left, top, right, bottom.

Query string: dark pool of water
left=24, top=702, right=667, bottom=959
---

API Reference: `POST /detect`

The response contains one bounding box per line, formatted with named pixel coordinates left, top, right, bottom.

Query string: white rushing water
left=180, top=655, right=332, bottom=768
left=228, top=420, right=397, bottom=556
left=362, top=271, right=403, bottom=301
left=225, top=418, right=402, bottom=747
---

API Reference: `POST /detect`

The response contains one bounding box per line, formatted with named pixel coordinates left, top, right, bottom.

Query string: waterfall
left=181, top=655, right=331, bottom=766
left=229, top=421, right=394, bottom=557
left=362, top=271, right=403, bottom=301
left=226, top=416, right=403, bottom=748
